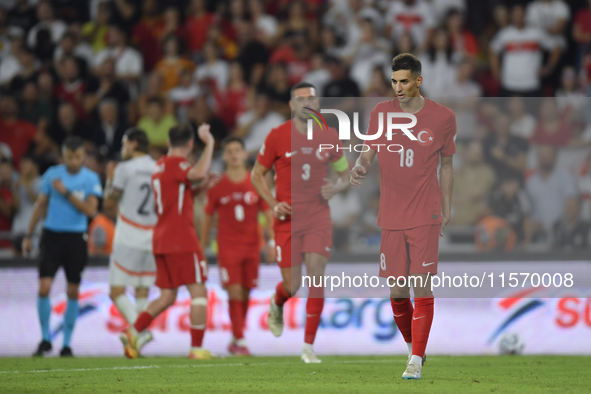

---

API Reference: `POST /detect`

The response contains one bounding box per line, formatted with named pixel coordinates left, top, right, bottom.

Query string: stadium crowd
left=1, top=0, right=591, bottom=256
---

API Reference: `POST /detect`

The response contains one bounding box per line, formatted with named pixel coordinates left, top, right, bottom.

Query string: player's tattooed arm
left=439, top=155, right=454, bottom=236
left=350, top=146, right=376, bottom=186
left=187, top=124, right=215, bottom=182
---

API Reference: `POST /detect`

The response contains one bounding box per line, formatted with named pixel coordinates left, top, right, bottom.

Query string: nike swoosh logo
left=285, top=151, right=297, bottom=157
left=422, top=262, right=435, bottom=266
left=413, top=316, right=425, bottom=320
left=393, top=313, right=404, bottom=317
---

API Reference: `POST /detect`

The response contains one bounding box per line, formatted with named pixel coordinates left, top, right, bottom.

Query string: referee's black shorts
left=38, top=229, right=88, bottom=284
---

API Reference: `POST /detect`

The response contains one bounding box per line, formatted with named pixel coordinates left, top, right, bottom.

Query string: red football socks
left=274, top=282, right=290, bottom=307
left=391, top=298, right=414, bottom=344
left=411, top=297, right=434, bottom=358
left=134, top=311, right=153, bottom=333
left=191, top=327, right=205, bottom=348
left=228, top=300, right=245, bottom=340
left=242, top=300, right=249, bottom=323
left=304, top=297, right=324, bottom=345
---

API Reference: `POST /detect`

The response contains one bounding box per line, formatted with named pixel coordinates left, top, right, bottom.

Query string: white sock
left=410, top=355, right=423, bottom=366
left=406, top=343, right=412, bottom=355
left=302, top=343, right=314, bottom=352
left=115, top=294, right=137, bottom=325
left=191, top=346, right=203, bottom=352
left=235, top=338, right=247, bottom=347
left=135, top=297, right=148, bottom=315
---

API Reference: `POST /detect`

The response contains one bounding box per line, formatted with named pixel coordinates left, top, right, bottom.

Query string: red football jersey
left=369, top=98, right=456, bottom=230
left=256, top=119, right=343, bottom=232
left=151, top=155, right=201, bottom=254
left=204, top=173, right=269, bottom=254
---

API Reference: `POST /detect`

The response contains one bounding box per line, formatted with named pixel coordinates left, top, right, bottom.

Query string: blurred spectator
left=451, top=141, right=495, bottom=226
left=443, top=59, right=481, bottom=141
left=206, top=22, right=238, bottom=61
left=329, top=187, right=362, bottom=251
left=420, top=28, right=457, bottom=97
left=8, top=0, right=37, bottom=33
left=323, top=55, right=360, bottom=97
left=53, top=31, right=92, bottom=78
left=269, top=31, right=312, bottom=86
left=525, top=0, right=570, bottom=50
left=154, top=34, right=195, bottom=92
left=236, top=19, right=269, bottom=86
left=194, top=40, right=230, bottom=91
left=81, top=1, right=111, bottom=54
left=185, top=0, right=215, bottom=55
left=531, top=97, right=573, bottom=147
left=0, top=159, right=14, bottom=248
left=579, top=154, right=591, bottom=221
left=169, top=69, right=201, bottom=123
left=235, top=89, right=285, bottom=156
left=0, top=95, right=37, bottom=168
left=7, top=45, right=38, bottom=94
left=344, top=18, right=391, bottom=93
left=249, top=0, right=278, bottom=47
left=88, top=205, right=116, bottom=256
left=46, top=102, right=93, bottom=147
left=93, top=24, right=143, bottom=81
left=0, top=31, right=23, bottom=85
left=135, top=71, right=174, bottom=119
left=445, top=8, right=478, bottom=60
left=301, top=52, right=331, bottom=97
left=318, top=25, right=346, bottom=60
left=85, top=58, right=131, bottom=123
left=51, top=0, right=89, bottom=23
left=393, top=32, right=416, bottom=57
left=552, top=197, right=590, bottom=251
left=573, top=0, right=591, bottom=69
left=490, top=4, right=561, bottom=97
left=486, top=173, right=533, bottom=245
left=131, top=0, right=163, bottom=72
left=507, top=96, right=536, bottom=140
left=482, top=112, right=528, bottom=179
left=160, top=6, right=186, bottom=47
left=214, top=61, right=248, bottom=130
left=363, top=65, right=392, bottom=97
left=54, top=56, right=88, bottom=120
left=10, top=156, right=41, bottom=254
left=526, top=145, right=578, bottom=243
left=18, top=81, right=53, bottom=125
left=27, top=1, right=67, bottom=49
left=137, top=97, right=177, bottom=147
left=555, top=66, right=586, bottom=118
left=0, top=8, right=20, bottom=59
left=385, top=0, right=435, bottom=52
left=278, top=0, right=318, bottom=48
left=94, top=99, right=128, bottom=158
left=187, top=97, right=228, bottom=148
left=265, top=62, right=291, bottom=118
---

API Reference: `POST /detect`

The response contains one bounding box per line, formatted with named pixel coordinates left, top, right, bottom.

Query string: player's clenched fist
left=350, top=165, right=367, bottom=186
left=273, top=202, right=291, bottom=220
left=197, top=123, right=214, bottom=145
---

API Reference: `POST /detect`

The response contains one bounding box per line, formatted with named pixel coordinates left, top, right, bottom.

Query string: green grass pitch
left=0, top=355, right=589, bottom=393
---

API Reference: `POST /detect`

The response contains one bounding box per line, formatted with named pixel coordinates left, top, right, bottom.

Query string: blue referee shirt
left=40, top=165, right=103, bottom=233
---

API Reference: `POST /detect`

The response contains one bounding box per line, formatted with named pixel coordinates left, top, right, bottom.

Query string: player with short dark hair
left=350, top=53, right=456, bottom=379
left=104, top=128, right=157, bottom=353
left=251, top=82, right=350, bottom=363
left=23, top=135, right=103, bottom=357
left=120, top=122, right=216, bottom=360
left=202, top=135, right=274, bottom=356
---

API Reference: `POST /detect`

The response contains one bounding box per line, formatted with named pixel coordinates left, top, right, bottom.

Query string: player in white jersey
left=104, top=129, right=157, bottom=350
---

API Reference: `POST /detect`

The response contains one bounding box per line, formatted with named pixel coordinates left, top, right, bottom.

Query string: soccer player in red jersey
left=350, top=54, right=456, bottom=379
left=251, top=82, right=350, bottom=363
left=120, top=123, right=216, bottom=360
left=201, top=136, right=275, bottom=356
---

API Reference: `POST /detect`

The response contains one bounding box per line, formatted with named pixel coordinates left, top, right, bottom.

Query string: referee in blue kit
left=23, top=136, right=103, bottom=357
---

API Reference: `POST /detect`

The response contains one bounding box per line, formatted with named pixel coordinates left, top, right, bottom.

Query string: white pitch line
left=0, top=358, right=407, bottom=375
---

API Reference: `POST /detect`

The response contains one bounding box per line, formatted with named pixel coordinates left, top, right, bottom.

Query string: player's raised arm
left=187, top=123, right=215, bottom=182
left=350, top=146, right=376, bottom=186
left=439, top=155, right=454, bottom=236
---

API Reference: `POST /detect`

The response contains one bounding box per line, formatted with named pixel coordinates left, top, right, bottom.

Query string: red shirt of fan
left=368, top=98, right=456, bottom=230
left=205, top=173, right=269, bottom=254
left=256, top=119, right=343, bottom=232
left=151, top=155, right=201, bottom=254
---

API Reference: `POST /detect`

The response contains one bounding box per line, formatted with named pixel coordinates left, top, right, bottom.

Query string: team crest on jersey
left=179, top=161, right=191, bottom=171
left=315, top=148, right=330, bottom=161
left=415, top=128, right=435, bottom=147
left=244, top=191, right=258, bottom=204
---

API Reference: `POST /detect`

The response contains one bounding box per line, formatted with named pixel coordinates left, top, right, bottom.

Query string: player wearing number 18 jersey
left=350, top=54, right=456, bottom=380
left=251, top=82, right=350, bottom=363
left=120, top=123, right=216, bottom=360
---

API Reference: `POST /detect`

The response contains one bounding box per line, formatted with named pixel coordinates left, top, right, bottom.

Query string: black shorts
left=39, top=229, right=88, bottom=284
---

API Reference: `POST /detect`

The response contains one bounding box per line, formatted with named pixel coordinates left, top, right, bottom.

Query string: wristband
left=64, top=190, right=72, bottom=199
left=267, top=239, right=276, bottom=248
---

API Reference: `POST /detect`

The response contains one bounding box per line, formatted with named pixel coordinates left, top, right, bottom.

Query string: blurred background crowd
left=1, top=0, right=591, bottom=257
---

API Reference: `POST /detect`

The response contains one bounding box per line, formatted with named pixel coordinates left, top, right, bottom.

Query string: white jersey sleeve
left=113, top=155, right=158, bottom=251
